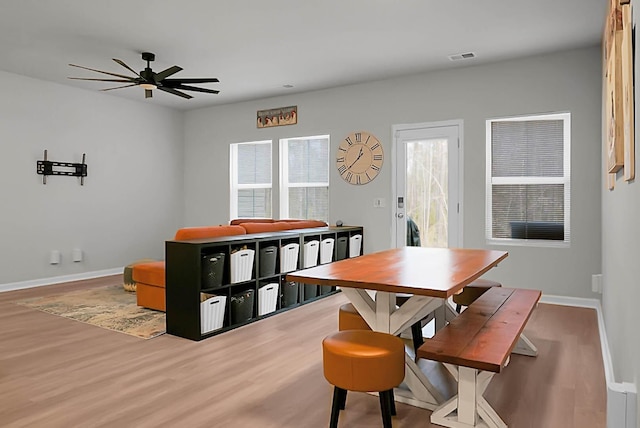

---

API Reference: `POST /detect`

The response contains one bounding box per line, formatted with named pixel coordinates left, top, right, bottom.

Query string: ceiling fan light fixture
left=68, top=52, right=219, bottom=99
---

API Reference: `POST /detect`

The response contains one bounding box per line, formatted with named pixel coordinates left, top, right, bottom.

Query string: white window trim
left=279, top=135, right=330, bottom=220
left=229, top=140, right=272, bottom=220
left=485, top=112, right=571, bottom=248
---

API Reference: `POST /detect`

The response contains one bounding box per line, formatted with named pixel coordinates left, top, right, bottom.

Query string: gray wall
left=0, top=71, right=185, bottom=284
left=184, top=46, right=602, bottom=300
left=601, top=5, right=640, bottom=418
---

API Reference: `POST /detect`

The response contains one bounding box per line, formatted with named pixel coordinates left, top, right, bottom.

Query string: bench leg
left=430, top=366, right=507, bottom=428
left=512, top=333, right=537, bottom=357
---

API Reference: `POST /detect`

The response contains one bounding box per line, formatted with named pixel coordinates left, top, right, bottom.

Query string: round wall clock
left=336, top=131, right=384, bottom=185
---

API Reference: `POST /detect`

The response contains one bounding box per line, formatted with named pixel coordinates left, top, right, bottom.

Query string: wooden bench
left=416, top=287, right=541, bottom=428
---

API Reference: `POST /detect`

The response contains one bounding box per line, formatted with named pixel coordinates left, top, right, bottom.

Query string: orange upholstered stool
left=338, top=303, right=371, bottom=331
left=132, top=261, right=166, bottom=311
left=339, top=303, right=426, bottom=354
left=453, top=278, right=502, bottom=312
left=322, top=330, right=405, bottom=428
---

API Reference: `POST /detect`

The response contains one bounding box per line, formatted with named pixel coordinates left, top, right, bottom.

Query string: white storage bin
left=200, top=295, right=227, bottom=334
left=303, top=240, right=319, bottom=268
left=280, top=243, right=299, bottom=273
left=349, top=234, right=362, bottom=258
left=258, top=283, right=279, bottom=316
left=320, top=238, right=334, bottom=264
left=230, top=249, right=255, bottom=283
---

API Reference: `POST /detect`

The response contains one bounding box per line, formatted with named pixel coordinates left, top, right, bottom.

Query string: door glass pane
left=406, top=139, right=448, bottom=248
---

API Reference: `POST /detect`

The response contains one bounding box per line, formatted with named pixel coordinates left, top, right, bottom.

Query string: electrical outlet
left=50, top=250, right=61, bottom=265
left=72, top=249, right=83, bottom=262
left=592, top=274, right=603, bottom=294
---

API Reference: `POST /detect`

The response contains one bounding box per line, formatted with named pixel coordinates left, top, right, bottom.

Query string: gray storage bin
left=201, top=252, right=225, bottom=289
left=336, top=237, right=348, bottom=260
left=259, top=246, right=278, bottom=277
left=230, top=289, right=255, bottom=324
left=303, top=284, right=318, bottom=301
left=281, top=281, right=299, bottom=308
left=319, top=285, right=332, bottom=295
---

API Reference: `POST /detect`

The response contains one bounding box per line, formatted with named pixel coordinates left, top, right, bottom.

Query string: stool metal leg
left=339, top=387, right=347, bottom=410
left=389, top=389, right=396, bottom=416
left=410, top=322, right=424, bottom=352
left=379, top=390, right=393, bottom=428
left=330, top=387, right=345, bottom=428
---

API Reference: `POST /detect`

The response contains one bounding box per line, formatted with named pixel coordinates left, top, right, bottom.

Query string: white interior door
left=392, top=121, right=462, bottom=248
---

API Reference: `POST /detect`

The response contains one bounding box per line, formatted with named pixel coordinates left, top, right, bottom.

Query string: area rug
left=15, top=285, right=166, bottom=339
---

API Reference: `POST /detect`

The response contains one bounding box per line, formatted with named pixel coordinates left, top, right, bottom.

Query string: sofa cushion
left=174, top=225, right=246, bottom=240
left=132, top=261, right=166, bottom=287
left=137, top=283, right=166, bottom=312
left=240, top=222, right=292, bottom=234
left=282, top=220, right=328, bottom=229
left=230, top=218, right=275, bottom=225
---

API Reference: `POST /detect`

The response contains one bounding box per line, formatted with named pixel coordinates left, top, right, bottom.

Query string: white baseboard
left=541, top=294, right=638, bottom=428
left=0, top=268, right=123, bottom=293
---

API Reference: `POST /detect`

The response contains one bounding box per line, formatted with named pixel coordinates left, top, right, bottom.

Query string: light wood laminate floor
left=0, top=275, right=606, bottom=427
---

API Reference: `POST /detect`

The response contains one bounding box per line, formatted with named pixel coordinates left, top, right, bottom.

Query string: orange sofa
left=132, top=220, right=327, bottom=311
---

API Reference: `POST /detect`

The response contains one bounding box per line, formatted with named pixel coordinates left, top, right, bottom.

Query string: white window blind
left=486, top=112, right=570, bottom=245
left=280, top=135, right=329, bottom=221
left=230, top=141, right=272, bottom=219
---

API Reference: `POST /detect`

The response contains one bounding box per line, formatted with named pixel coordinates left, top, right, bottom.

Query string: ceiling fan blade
left=158, top=86, right=193, bottom=99
left=163, top=77, right=219, bottom=84
left=155, top=66, right=183, bottom=81
left=100, top=84, right=138, bottom=92
left=171, top=84, right=219, bottom=94
left=68, top=77, right=135, bottom=83
left=112, top=58, right=140, bottom=76
left=145, top=89, right=153, bottom=99
left=69, top=63, right=136, bottom=80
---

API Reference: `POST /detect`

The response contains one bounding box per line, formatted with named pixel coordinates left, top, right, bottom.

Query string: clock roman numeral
left=355, top=133, right=362, bottom=142
left=346, top=171, right=353, bottom=182
left=345, top=137, right=354, bottom=146
left=370, top=164, right=380, bottom=171
left=336, top=157, right=345, bottom=163
left=370, top=143, right=380, bottom=150
left=338, top=165, right=347, bottom=175
left=365, top=135, right=371, bottom=145
left=355, top=174, right=362, bottom=184
left=338, top=146, right=347, bottom=152
left=373, top=154, right=383, bottom=161
left=365, top=172, right=372, bottom=181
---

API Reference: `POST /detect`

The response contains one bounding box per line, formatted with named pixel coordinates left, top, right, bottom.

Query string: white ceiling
left=0, top=0, right=606, bottom=111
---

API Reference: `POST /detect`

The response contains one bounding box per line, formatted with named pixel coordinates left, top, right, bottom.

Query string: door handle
left=397, top=213, right=404, bottom=219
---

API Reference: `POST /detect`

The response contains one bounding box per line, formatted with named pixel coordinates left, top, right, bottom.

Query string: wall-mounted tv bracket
left=36, top=150, right=87, bottom=185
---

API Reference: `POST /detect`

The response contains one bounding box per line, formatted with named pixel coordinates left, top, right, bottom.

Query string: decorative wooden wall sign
left=257, top=105, right=297, bottom=128
left=604, top=0, right=635, bottom=186
left=621, top=2, right=635, bottom=181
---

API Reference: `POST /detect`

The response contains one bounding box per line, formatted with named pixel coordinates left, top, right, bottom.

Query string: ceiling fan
left=68, top=52, right=219, bottom=99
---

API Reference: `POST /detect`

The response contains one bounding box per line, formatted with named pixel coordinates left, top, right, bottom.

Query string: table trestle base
left=512, top=334, right=537, bottom=356
left=431, top=366, right=507, bottom=428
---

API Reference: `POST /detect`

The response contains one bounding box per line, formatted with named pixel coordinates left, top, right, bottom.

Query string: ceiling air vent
left=448, top=52, right=476, bottom=61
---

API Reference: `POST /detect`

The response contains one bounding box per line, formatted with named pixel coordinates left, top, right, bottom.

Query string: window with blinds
left=486, top=113, right=570, bottom=245
left=230, top=141, right=272, bottom=219
left=280, top=135, right=329, bottom=222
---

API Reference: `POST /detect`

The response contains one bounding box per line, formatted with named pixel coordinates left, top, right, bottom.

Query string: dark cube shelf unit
left=165, top=226, right=363, bottom=341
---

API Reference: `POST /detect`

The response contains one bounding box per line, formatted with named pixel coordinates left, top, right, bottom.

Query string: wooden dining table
left=286, top=246, right=513, bottom=410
